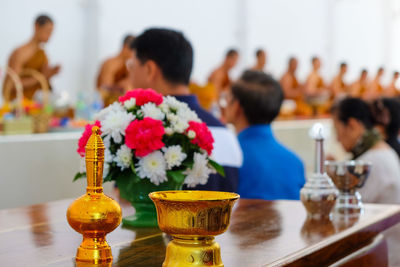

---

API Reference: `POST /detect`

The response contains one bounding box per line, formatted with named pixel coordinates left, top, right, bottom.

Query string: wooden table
left=1, top=193, right=400, bottom=267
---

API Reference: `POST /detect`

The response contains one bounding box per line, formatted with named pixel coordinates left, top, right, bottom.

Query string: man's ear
left=233, top=100, right=243, bottom=118
left=347, top=117, right=363, bottom=132
left=144, top=60, right=160, bottom=83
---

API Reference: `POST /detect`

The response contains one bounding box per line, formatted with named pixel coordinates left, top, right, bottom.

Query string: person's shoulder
left=196, top=108, right=224, bottom=128
left=9, top=43, right=32, bottom=63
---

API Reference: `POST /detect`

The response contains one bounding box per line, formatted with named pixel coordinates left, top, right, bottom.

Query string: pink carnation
left=125, top=117, right=165, bottom=157
left=186, top=121, right=214, bottom=155
left=77, top=120, right=102, bottom=157
left=119, top=88, right=163, bottom=106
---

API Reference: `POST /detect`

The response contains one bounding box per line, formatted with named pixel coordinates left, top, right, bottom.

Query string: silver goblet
left=325, top=160, right=372, bottom=215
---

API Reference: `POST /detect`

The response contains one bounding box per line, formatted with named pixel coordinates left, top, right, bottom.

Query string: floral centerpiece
left=74, top=89, right=224, bottom=227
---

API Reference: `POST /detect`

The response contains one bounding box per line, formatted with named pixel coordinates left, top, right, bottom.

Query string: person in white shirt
left=331, top=97, right=400, bottom=266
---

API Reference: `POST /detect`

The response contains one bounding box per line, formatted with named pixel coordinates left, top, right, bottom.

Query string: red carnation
left=186, top=121, right=214, bottom=155
left=119, top=88, right=163, bottom=106
left=77, top=120, right=102, bottom=157
left=125, top=117, right=165, bottom=157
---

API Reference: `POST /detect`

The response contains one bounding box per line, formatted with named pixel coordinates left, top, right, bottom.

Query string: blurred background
left=1, top=0, right=400, bottom=105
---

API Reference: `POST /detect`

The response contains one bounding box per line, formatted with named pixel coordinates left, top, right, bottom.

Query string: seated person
left=331, top=97, right=400, bottom=203
left=350, top=69, right=369, bottom=98
left=331, top=97, right=400, bottom=266
left=3, top=14, right=61, bottom=101
left=97, top=35, right=135, bottom=106
left=371, top=98, right=400, bottom=158
left=386, top=71, right=399, bottom=97
left=250, top=49, right=267, bottom=72
left=223, top=70, right=305, bottom=200
left=330, top=62, right=349, bottom=100
left=128, top=28, right=242, bottom=192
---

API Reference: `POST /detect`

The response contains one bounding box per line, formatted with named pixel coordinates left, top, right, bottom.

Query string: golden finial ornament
left=67, top=126, right=122, bottom=264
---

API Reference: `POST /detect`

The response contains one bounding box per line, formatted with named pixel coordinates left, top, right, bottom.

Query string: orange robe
left=3, top=49, right=50, bottom=101
left=97, top=64, right=129, bottom=106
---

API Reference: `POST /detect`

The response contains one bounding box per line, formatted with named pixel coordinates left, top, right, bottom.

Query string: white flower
left=95, top=102, right=124, bottom=121
left=184, top=153, right=213, bottom=188
left=187, top=130, right=196, bottom=139
left=141, top=102, right=165, bottom=120
left=101, top=108, right=135, bottom=144
left=103, top=163, right=110, bottom=178
left=164, top=96, right=185, bottom=110
left=159, top=103, right=170, bottom=113
left=165, top=127, right=173, bottom=135
left=114, top=145, right=132, bottom=170
left=172, top=120, right=189, bottom=133
left=105, top=148, right=113, bottom=163
left=177, top=106, right=200, bottom=123
left=136, top=151, right=167, bottom=185
left=124, top=98, right=136, bottom=110
left=162, top=145, right=187, bottom=169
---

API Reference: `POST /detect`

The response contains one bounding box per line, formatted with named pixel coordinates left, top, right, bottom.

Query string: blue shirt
left=238, top=124, right=305, bottom=200
left=174, top=95, right=242, bottom=192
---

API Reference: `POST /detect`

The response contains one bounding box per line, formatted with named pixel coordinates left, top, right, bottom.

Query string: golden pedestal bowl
left=149, top=190, right=239, bottom=267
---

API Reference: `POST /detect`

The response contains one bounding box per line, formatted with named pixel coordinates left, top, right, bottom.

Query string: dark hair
left=378, top=67, right=384, bottom=73
left=231, top=70, right=283, bottom=125
left=371, top=98, right=400, bottom=139
left=361, top=69, right=368, bottom=75
left=131, top=28, right=193, bottom=85
left=123, top=35, right=135, bottom=46
left=394, top=71, right=399, bottom=76
left=256, top=49, right=264, bottom=57
left=289, top=56, right=297, bottom=63
left=312, top=56, right=319, bottom=63
left=331, top=98, right=374, bottom=130
left=340, top=62, right=347, bottom=68
left=35, top=14, right=53, bottom=26
left=226, top=49, right=238, bottom=58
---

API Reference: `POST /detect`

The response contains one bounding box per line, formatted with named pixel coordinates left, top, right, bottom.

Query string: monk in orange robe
left=280, top=57, right=311, bottom=116
left=3, top=14, right=61, bottom=101
left=331, top=62, right=348, bottom=100
left=386, top=71, right=399, bottom=97
left=97, top=35, right=135, bottom=106
left=350, top=69, right=369, bottom=98
left=280, top=57, right=302, bottom=100
left=364, top=67, right=384, bottom=100
left=304, top=57, right=330, bottom=115
left=251, top=49, right=266, bottom=72
left=208, top=49, right=239, bottom=98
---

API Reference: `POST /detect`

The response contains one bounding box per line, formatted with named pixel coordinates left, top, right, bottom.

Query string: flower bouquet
left=75, top=89, right=224, bottom=227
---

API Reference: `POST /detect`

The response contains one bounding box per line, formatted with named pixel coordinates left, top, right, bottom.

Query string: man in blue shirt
left=127, top=28, right=242, bottom=192
left=222, top=70, right=305, bottom=200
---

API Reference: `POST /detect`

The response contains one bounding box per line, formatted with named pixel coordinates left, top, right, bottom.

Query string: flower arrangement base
left=122, top=202, right=158, bottom=227
left=117, top=176, right=183, bottom=228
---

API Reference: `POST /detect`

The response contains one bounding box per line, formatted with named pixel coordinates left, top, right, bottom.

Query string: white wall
left=0, top=0, right=399, bottom=104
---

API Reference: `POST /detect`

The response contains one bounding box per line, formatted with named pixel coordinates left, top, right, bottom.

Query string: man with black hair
left=208, top=49, right=239, bottom=98
left=3, top=14, right=60, bottom=100
left=97, top=34, right=135, bottom=106
left=251, top=49, right=266, bottom=72
left=128, top=28, right=242, bottom=192
left=223, top=70, right=305, bottom=200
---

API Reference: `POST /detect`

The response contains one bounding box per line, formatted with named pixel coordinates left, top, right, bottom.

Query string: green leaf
left=167, top=170, right=186, bottom=184
left=73, top=172, right=86, bottom=182
left=209, top=159, right=225, bottom=177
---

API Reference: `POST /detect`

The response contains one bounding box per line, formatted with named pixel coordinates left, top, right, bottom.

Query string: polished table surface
left=1, top=191, right=400, bottom=267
